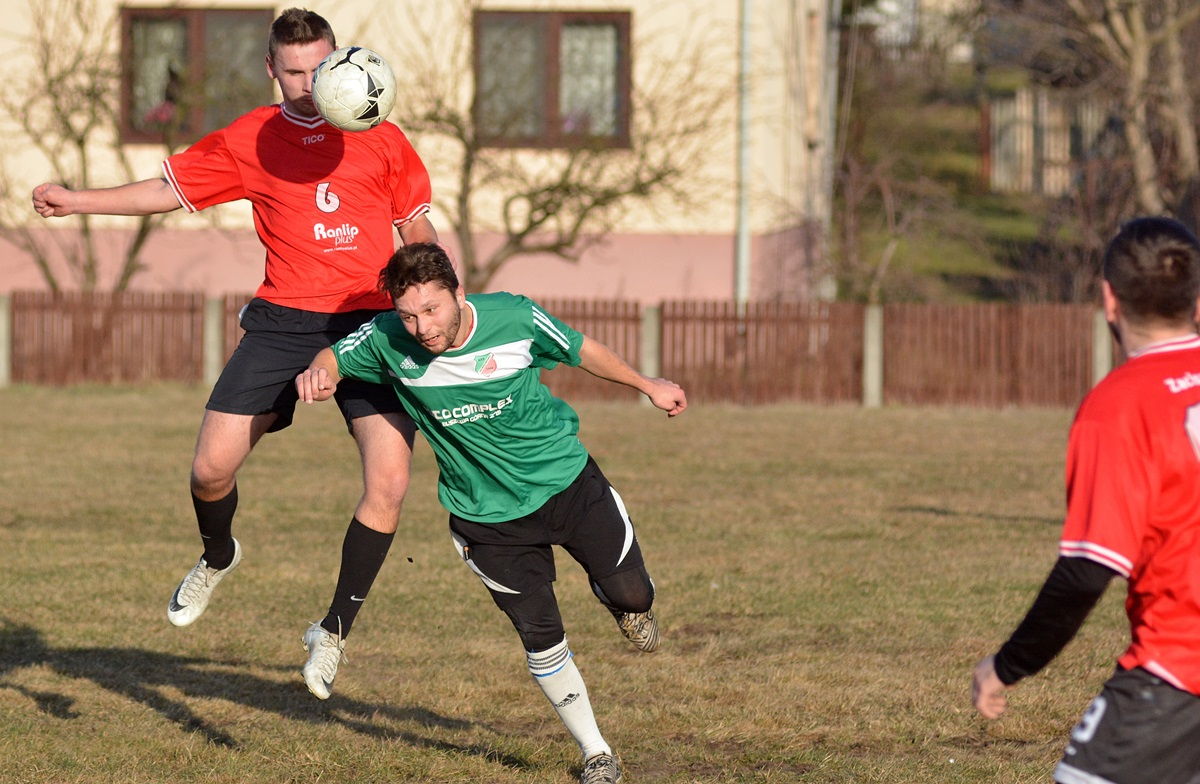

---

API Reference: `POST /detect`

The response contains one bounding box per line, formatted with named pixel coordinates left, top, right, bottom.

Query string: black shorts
left=1055, top=667, right=1200, bottom=784
left=448, top=456, right=645, bottom=595
left=207, top=298, right=405, bottom=432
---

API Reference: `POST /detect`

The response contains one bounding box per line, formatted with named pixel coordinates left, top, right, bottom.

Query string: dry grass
left=0, top=385, right=1127, bottom=783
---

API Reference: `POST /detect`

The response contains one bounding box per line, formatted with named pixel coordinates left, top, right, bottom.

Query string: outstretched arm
left=32, top=178, right=182, bottom=218
left=576, top=335, right=687, bottom=417
left=972, top=556, right=1116, bottom=719
left=296, top=348, right=343, bottom=404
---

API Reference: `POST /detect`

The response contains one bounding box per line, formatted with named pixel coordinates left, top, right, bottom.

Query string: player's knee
left=591, top=568, right=654, bottom=613
left=495, top=584, right=566, bottom=652
left=363, top=472, right=409, bottom=513
left=515, top=624, right=566, bottom=652
left=190, top=457, right=235, bottom=497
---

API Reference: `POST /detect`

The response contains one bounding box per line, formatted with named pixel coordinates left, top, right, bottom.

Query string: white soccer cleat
left=301, top=622, right=347, bottom=700
left=612, top=608, right=660, bottom=653
left=580, top=752, right=624, bottom=784
left=166, top=538, right=242, bottom=627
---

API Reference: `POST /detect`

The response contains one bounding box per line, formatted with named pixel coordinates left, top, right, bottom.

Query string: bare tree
left=833, top=6, right=976, bottom=303
left=985, top=0, right=1200, bottom=216
left=835, top=154, right=959, bottom=303
left=1062, top=0, right=1200, bottom=213
left=1004, top=146, right=1135, bottom=303
left=0, top=0, right=182, bottom=293
left=382, top=0, right=728, bottom=293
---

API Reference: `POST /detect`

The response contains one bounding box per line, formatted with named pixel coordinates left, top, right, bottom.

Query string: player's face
left=266, top=39, right=335, bottom=118
left=395, top=282, right=469, bottom=355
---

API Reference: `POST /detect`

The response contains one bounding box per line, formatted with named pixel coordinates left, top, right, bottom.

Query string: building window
left=120, top=7, right=274, bottom=144
left=474, top=10, right=632, bottom=148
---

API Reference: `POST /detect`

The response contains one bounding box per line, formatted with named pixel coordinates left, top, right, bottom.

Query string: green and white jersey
left=333, top=293, right=589, bottom=523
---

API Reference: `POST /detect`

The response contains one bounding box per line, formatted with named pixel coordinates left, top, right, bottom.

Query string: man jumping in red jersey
left=972, top=216, right=1200, bottom=784
left=31, top=8, right=436, bottom=700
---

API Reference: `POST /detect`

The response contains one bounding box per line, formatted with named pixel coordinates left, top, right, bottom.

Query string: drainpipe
left=735, top=0, right=752, bottom=314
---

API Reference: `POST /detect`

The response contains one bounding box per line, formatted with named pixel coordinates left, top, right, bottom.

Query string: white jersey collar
left=278, top=103, right=327, bottom=130
left=449, top=301, right=479, bottom=352
left=1128, top=333, right=1200, bottom=358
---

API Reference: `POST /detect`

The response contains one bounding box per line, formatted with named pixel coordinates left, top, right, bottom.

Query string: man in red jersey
left=972, top=216, right=1200, bottom=784
left=31, top=8, right=436, bottom=700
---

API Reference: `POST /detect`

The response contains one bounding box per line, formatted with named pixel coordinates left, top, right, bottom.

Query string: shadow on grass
left=0, top=620, right=528, bottom=769
left=893, top=505, right=1060, bottom=526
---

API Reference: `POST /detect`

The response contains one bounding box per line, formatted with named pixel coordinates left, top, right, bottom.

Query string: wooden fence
left=537, top=298, right=644, bottom=402
left=10, top=291, right=206, bottom=385
left=660, top=300, right=864, bottom=404
left=5, top=291, right=1111, bottom=408
left=883, top=303, right=1099, bottom=407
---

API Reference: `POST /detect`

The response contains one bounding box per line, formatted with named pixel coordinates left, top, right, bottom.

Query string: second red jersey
left=162, top=103, right=431, bottom=313
left=1061, top=334, right=1200, bottom=695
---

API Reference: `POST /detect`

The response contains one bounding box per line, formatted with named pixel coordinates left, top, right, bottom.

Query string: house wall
left=0, top=227, right=736, bottom=303
left=0, top=0, right=837, bottom=302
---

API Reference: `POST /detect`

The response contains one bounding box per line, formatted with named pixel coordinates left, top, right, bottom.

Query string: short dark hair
left=1103, top=217, right=1200, bottom=325
left=268, top=8, right=336, bottom=59
left=378, top=243, right=459, bottom=301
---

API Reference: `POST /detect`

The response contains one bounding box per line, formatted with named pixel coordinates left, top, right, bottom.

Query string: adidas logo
left=554, top=692, right=580, bottom=708
left=400, top=355, right=419, bottom=370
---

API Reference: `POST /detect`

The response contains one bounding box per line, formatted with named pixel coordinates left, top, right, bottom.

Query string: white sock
left=527, top=638, right=609, bottom=760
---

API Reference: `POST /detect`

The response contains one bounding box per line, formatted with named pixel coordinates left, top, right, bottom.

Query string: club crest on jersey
left=474, top=353, right=498, bottom=376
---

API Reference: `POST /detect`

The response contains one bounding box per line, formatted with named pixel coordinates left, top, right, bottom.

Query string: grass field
left=0, top=385, right=1128, bottom=783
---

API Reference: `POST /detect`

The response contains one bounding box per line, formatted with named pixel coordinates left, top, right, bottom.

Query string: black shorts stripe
left=448, top=456, right=645, bottom=595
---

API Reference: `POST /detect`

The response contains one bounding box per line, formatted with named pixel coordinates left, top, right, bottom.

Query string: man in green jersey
left=296, top=242, right=686, bottom=784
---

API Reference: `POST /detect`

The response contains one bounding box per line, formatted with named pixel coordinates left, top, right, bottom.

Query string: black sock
left=193, top=485, right=237, bottom=569
left=322, top=517, right=394, bottom=638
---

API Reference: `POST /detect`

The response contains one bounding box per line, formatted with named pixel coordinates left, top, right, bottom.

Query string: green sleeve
left=526, top=297, right=584, bottom=369
left=332, top=317, right=393, bottom=385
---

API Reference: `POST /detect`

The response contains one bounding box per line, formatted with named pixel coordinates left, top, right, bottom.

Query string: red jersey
left=1061, top=334, right=1200, bottom=694
left=162, top=104, right=431, bottom=313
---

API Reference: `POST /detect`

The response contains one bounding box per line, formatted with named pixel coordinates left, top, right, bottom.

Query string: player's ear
left=1101, top=279, right=1120, bottom=324
left=265, top=53, right=277, bottom=80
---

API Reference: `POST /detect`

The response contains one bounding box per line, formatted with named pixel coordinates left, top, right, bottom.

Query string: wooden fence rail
left=11, top=291, right=205, bottom=385
left=5, top=292, right=1111, bottom=408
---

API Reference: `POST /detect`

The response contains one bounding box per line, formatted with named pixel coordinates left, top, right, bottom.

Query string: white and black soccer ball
left=312, top=46, right=397, bottom=132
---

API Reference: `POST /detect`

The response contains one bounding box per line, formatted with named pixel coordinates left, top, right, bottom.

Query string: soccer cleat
left=580, top=752, right=624, bottom=784
left=610, top=607, right=660, bottom=653
left=166, top=538, right=242, bottom=627
left=301, top=621, right=347, bottom=700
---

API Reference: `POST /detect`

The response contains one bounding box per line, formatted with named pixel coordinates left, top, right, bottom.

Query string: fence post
left=863, top=304, right=883, bottom=408
left=203, top=297, right=223, bottom=386
left=1092, top=308, right=1112, bottom=386
left=0, top=294, right=10, bottom=388
left=640, top=305, right=661, bottom=407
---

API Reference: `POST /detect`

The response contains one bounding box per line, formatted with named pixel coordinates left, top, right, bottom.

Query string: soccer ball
left=312, top=46, right=397, bottom=132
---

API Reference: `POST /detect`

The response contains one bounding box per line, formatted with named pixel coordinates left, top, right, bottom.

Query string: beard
left=420, top=308, right=462, bottom=354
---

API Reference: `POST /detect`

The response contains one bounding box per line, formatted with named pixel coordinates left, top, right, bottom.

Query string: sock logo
left=350, top=595, right=366, bottom=602
left=554, top=692, right=580, bottom=708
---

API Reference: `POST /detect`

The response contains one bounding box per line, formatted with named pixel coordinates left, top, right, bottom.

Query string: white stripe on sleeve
left=160, top=160, right=195, bottom=213
left=1059, top=540, right=1133, bottom=578
left=337, top=321, right=375, bottom=354
left=532, top=306, right=571, bottom=350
